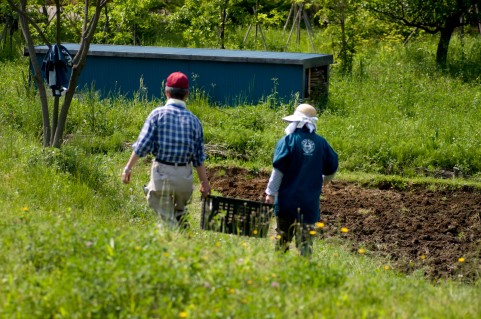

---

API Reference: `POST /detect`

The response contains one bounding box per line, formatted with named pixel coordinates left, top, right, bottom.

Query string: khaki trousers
left=145, top=160, right=193, bottom=228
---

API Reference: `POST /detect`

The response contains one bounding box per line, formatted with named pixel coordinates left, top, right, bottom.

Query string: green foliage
left=366, top=0, right=481, bottom=66
left=315, top=0, right=362, bottom=74
left=91, top=0, right=177, bottom=45
left=254, top=7, right=287, bottom=28
left=166, top=0, right=241, bottom=48
left=367, top=0, right=481, bottom=30
left=324, top=35, right=481, bottom=178
left=0, top=5, right=23, bottom=60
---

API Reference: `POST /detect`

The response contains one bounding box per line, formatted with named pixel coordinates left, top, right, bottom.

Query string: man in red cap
left=121, top=71, right=211, bottom=229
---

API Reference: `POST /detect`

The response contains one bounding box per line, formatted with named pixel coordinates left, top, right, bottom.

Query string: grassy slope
left=1, top=36, right=481, bottom=318
left=1, top=138, right=479, bottom=318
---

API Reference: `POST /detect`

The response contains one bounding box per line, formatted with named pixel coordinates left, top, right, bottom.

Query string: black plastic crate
left=201, top=195, right=273, bottom=238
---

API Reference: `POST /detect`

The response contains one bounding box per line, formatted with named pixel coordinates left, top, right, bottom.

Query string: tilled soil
left=207, top=166, right=481, bottom=282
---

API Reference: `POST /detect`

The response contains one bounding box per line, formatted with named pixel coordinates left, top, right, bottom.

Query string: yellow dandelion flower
left=458, top=257, right=465, bottom=263
left=315, top=222, right=325, bottom=228
left=215, top=242, right=221, bottom=247
left=276, top=235, right=282, bottom=240
left=246, top=280, right=253, bottom=285
left=242, top=242, right=248, bottom=247
left=358, top=248, right=366, bottom=254
left=309, top=230, right=317, bottom=235
left=163, top=252, right=169, bottom=257
left=252, top=230, right=258, bottom=235
left=341, top=227, right=349, bottom=233
left=229, top=288, right=236, bottom=294
left=179, top=311, right=188, bottom=318
left=21, top=207, right=29, bottom=212
left=420, top=255, right=426, bottom=260
left=384, top=265, right=390, bottom=270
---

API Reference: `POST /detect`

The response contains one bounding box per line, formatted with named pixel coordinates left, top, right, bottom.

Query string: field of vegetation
left=1, top=31, right=481, bottom=318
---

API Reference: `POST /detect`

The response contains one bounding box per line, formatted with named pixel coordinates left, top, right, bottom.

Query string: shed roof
left=29, top=44, right=333, bottom=68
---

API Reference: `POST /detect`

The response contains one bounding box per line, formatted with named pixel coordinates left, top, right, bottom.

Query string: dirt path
left=207, top=166, right=481, bottom=282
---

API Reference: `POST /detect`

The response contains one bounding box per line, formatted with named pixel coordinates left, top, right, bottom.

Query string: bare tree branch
left=73, top=0, right=90, bottom=65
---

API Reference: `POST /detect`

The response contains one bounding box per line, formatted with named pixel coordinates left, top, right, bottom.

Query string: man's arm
left=121, top=151, right=140, bottom=184
left=195, top=163, right=211, bottom=198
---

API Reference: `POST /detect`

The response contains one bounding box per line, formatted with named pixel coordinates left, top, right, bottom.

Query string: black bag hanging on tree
left=41, top=44, right=73, bottom=96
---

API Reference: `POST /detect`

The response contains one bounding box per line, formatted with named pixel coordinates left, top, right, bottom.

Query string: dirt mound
left=207, top=166, right=481, bottom=282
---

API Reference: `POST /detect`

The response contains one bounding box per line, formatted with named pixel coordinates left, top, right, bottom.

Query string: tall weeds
left=1, top=35, right=481, bottom=178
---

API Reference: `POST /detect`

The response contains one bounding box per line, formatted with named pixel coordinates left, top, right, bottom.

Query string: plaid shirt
left=132, top=99, right=206, bottom=167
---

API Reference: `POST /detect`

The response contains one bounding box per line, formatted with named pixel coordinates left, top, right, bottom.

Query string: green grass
left=2, top=34, right=481, bottom=318
left=1, top=147, right=480, bottom=317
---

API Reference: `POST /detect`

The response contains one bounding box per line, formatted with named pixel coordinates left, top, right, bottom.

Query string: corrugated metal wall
left=30, top=44, right=333, bottom=106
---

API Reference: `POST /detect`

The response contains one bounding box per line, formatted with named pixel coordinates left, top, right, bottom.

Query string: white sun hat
left=282, top=103, right=318, bottom=122
left=283, top=104, right=318, bottom=134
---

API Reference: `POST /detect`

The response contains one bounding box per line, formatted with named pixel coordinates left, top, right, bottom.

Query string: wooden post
left=243, top=0, right=267, bottom=50
left=284, top=3, right=295, bottom=31
left=285, top=2, right=315, bottom=51
left=302, top=7, right=315, bottom=51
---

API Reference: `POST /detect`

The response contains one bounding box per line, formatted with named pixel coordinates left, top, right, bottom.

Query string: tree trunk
left=436, top=15, right=459, bottom=67
left=51, top=97, right=59, bottom=143
left=296, top=5, right=301, bottom=44
left=52, top=65, right=80, bottom=148
left=476, top=3, right=481, bottom=35
left=52, top=84, right=78, bottom=148
left=104, top=5, right=109, bottom=32
left=17, top=3, right=51, bottom=146
left=219, top=2, right=227, bottom=49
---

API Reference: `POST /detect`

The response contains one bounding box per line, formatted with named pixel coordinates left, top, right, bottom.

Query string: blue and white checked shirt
left=132, top=99, right=206, bottom=167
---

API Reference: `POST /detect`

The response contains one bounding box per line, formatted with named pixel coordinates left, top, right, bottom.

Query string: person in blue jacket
left=265, top=103, right=338, bottom=256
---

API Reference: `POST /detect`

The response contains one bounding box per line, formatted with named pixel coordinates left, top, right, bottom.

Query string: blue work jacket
left=273, top=127, right=338, bottom=223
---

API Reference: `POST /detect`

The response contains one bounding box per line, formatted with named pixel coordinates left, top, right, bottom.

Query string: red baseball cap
left=166, top=71, right=189, bottom=89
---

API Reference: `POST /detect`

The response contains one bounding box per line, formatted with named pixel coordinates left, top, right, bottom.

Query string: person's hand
left=265, top=194, right=275, bottom=204
left=121, top=167, right=132, bottom=184
left=199, top=181, right=211, bottom=198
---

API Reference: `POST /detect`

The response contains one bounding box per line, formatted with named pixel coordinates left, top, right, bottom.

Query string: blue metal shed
left=28, top=44, right=333, bottom=106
